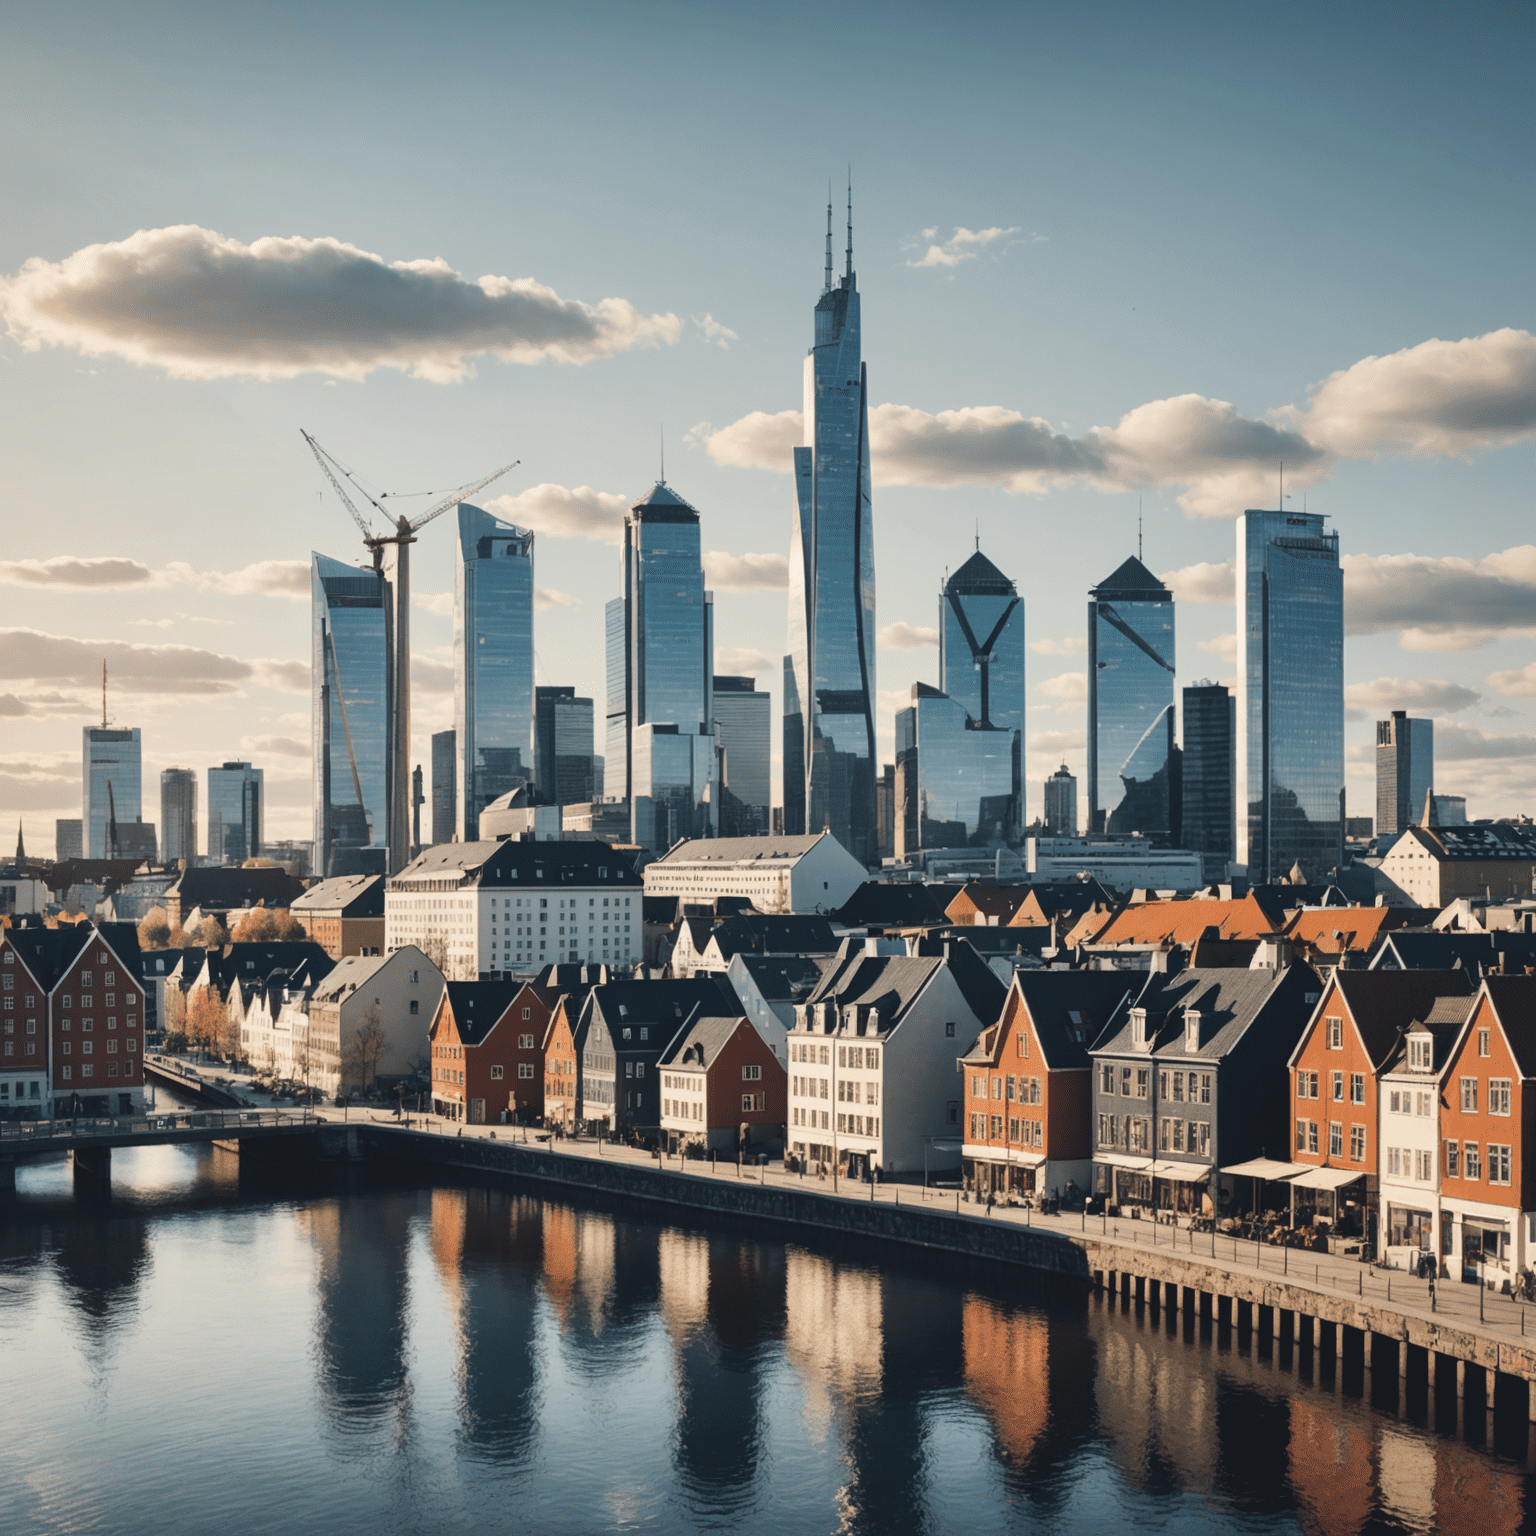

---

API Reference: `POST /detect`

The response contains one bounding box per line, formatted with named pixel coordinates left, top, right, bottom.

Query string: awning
left=1095, top=1153, right=1154, bottom=1171
left=962, top=1145, right=1046, bottom=1166
left=1149, top=1160, right=1210, bottom=1181
left=1219, top=1157, right=1309, bottom=1181
left=1289, top=1165, right=1364, bottom=1192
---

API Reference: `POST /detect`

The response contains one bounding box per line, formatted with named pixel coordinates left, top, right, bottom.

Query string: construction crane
left=301, top=430, right=520, bottom=873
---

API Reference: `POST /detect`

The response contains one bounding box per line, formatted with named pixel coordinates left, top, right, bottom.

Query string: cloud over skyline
left=487, top=483, right=630, bottom=544
left=877, top=622, right=939, bottom=649
left=0, top=627, right=307, bottom=696
left=702, top=551, right=789, bottom=590
left=908, top=225, right=1025, bottom=268
left=0, top=555, right=311, bottom=598
left=0, top=225, right=681, bottom=382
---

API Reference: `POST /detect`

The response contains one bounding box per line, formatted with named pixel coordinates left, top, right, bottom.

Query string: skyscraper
left=1180, top=682, right=1235, bottom=881
left=208, top=761, right=263, bottom=865
left=1043, top=764, right=1077, bottom=835
left=55, top=819, right=82, bottom=862
left=1236, top=509, right=1344, bottom=881
left=1087, top=556, right=1175, bottom=837
left=535, top=686, right=596, bottom=806
left=605, top=481, right=716, bottom=850
left=713, top=676, right=771, bottom=836
left=313, top=551, right=391, bottom=877
left=455, top=503, right=535, bottom=838
left=431, top=729, right=457, bottom=846
left=160, top=767, right=198, bottom=864
left=1376, top=711, right=1434, bottom=838
left=784, top=190, right=877, bottom=864
left=83, top=725, right=141, bottom=860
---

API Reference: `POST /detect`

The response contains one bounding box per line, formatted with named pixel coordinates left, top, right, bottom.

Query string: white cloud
left=717, top=647, right=772, bottom=677
left=0, top=556, right=152, bottom=588
left=1027, top=729, right=1082, bottom=757
left=1342, top=545, right=1536, bottom=649
left=878, top=622, right=939, bottom=650
left=0, top=555, right=310, bottom=598
left=1198, top=632, right=1238, bottom=666
left=1433, top=721, right=1536, bottom=761
left=0, top=627, right=306, bottom=695
left=160, top=559, right=311, bottom=599
left=1487, top=659, right=1536, bottom=699
left=688, top=410, right=802, bottom=471
left=412, top=657, right=453, bottom=693
left=908, top=226, right=1025, bottom=268
left=243, top=735, right=308, bottom=758
left=416, top=591, right=454, bottom=617
left=1029, top=636, right=1087, bottom=656
left=0, top=225, right=681, bottom=382
left=1160, top=560, right=1234, bottom=605
left=702, top=551, right=789, bottom=591
left=535, top=587, right=580, bottom=611
left=691, top=313, right=738, bottom=349
left=1039, top=671, right=1086, bottom=712
left=487, top=483, right=629, bottom=545
left=1343, top=677, right=1481, bottom=713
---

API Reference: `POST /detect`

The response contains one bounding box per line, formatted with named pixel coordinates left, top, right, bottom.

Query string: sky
left=1, top=0, right=1533, bottom=855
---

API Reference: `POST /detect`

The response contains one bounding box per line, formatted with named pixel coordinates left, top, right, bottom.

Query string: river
left=2, top=1134, right=1531, bottom=1535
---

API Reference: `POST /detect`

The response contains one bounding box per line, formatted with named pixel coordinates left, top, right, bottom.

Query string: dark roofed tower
left=1087, top=556, right=1175, bottom=838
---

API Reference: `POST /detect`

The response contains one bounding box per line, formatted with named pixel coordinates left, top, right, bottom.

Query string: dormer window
left=1184, top=1008, right=1203, bottom=1052
left=1130, top=1008, right=1151, bottom=1052
left=1407, top=1035, right=1433, bottom=1072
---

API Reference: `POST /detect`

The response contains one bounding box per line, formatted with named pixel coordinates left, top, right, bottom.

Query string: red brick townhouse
left=428, top=978, right=556, bottom=1124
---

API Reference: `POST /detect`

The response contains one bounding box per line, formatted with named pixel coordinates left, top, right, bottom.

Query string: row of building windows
left=792, top=1107, right=831, bottom=1128
left=1298, top=1069, right=1367, bottom=1103
left=1159, top=1117, right=1211, bottom=1155
left=1098, top=1114, right=1151, bottom=1150
left=58, top=1062, right=132, bottom=1080
left=968, top=1112, right=1043, bottom=1146
left=1444, top=1140, right=1512, bottom=1183
left=972, top=1074, right=1043, bottom=1104
left=1295, top=1119, right=1369, bottom=1160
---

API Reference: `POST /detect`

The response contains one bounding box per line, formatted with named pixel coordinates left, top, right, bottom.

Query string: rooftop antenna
left=1279, top=460, right=1285, bottom=511
left=1138, top=498, right=1143, bottom=563
left=845, top=170, right=853, bottom=280
left=975, top=519, right=980, bottom=552
left=101, top=659, right=108, bottom=728
left=660, top=425, right=665, bottom=485
left=824, top=184, right=834, bottom=293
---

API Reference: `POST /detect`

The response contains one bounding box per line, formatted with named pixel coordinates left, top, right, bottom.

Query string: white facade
left=659, top=1064, right=708, bottom=1138
left=1025, top=835, right=1203, bottom=890
left=643, top=832, right=866, bottom=915
left=1378, top=1029, right=1442, bottom=1270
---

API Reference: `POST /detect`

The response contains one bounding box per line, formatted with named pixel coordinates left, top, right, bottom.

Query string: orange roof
left=1087, top=893, right=1285, bottom=947
left=945, top=884, right=1030, bottom=924
left=1282, top=906, right=1412, bottom=955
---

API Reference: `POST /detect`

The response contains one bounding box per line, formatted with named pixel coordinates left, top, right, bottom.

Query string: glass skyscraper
left=1180, top=681, right=1235, bottom=881
left=713, top=675, right=771, bottom=836
left=605, top=481, right=716, bottom=849
left=784, top=194, right=877, bottom=864
left=455, top=503, right=535, bottom=839
left=160, top=767, right=197, bottom=864
left=1087, top=556, right=1175, bottom=837
left=1043, top=764, right=1077, bottom=835
left=430, top=729, right=456, bottom=846
left=312, top=551, right=391, bottom=877
left=83, top=726, right=141, bottom=860
left=535, top=686, right=595, bottom=806
left=1236, top=509, right=1344, bottom=881
left=1376, top=711, right=1434, bottom=837
left=207, top=761, right=262, bottom=865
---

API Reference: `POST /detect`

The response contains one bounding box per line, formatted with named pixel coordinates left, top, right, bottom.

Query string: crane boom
left=301, top=429, right=378, bottom=542
left=408, top=459, right=521, bottom=533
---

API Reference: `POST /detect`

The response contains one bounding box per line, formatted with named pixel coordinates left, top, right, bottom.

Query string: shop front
left=1458, top=1214, right=1511, bottom=1287
left=1288, top=1166, right=1367, bottom=1237
left=1149, top=1160, right=1211, bottom=1215
left=1385, top=1203, right=1435, bottom=1273
left=965, top=1149, right=1045, bottom=1198
left=1094, top=1154, right=1154, bottom=1213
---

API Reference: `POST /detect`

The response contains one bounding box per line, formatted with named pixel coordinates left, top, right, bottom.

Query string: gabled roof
left=1325, top=969, right=1473, bottom=1068
left=1091, top=555, right=1168, bottom=597
left=1398, top=821, right=1536, bottom=862
left=309, top=952, right=394, bottom=1004
left=809, top=937, right=1005, bottom=1028
left=290, top=874, right=384, bottom=916
left=1087, top=892, right=1289, bottom=948
left=202, top=942, right=334, bottom=995
left=440, top=979, right=524, bottom=1046
left=961, top=970, right=1135, bottom=1069
left=166, top=866, right=305, bottom=908
left=4, top=924, right=93, bottom=989
left=586, top=976, right=742, bottom=1038
left=946, top=883, right=1030, bottom=924
left=1474, top=976, right=1536, bottom=1076
left=732, top=953, right=837, bottom=1003
left=656, top=1014, right=752, bottom=1070
left=1006, top=880, right=1117, bottom=927
left=1094, top=965, right=1314, bottom=1060
left=1381, top=993, right=1475, bottom=1075
left=1284, top=906, right=1419, bottom=955
left=706, top=912, right=837, bottom=959
left=834, top=881, right=952, bottom=928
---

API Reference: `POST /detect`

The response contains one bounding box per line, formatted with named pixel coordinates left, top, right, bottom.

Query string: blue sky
left=1, top=1, right=1532, bottom=849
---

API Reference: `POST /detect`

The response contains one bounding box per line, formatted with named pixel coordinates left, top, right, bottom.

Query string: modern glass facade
left=1043, top=765, right=1077, bottom=835
left=785, top=198, right=877, bottom=864
left=1180, top=682, right=1235, bottom=880
left=430, top=729, right=456, bottom=846
left=1087, top=556, right=1175, bottom=838
left=83, top=726, right=141, bottom=860
left=894, top=685, right=1017, bottom=859
left=609, top=482, right=716, bottom=848
left=1236, top=510, right=1344, bottom=881
left=536, top=686, right=595, bottom=806
left=160, top=768, right=197, bottom=864
left=713, top=675, right=771, bottom=836
left=312, top=551, right=390, bottom=877
left=455, top=503, right=535, bottom=839
left=207, top=761, right=263, bottom=865
left=1376, top=711, right=1433, bottom=837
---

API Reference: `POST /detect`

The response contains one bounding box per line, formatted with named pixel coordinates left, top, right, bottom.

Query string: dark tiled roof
left=808, top=938, right=1005, bottom=1028
left=6, top=925, right=92, bottom=989
left=733, top=953, right=837, bottom=1002
left=656, top=1015, right=750, bottom=1070
left=834, top=882, right=952, bottom=927
left=204, top=942, right=334, bottom=994
left=963, top=970, right=1136, bottom=1068
left=1417, top=823, right=1536, bottom=862
left=588, top=976, right=742, bottom=1034
left=708, top=912, right=837, bottom=958
left=1371, top=931, right=1536, bottom=973
left=1093, top=965, right=1315, bottom=1060
left=442, top=979, right=524, bottom=1046
left=1481, top=976, right=1536, bottom=1076
left=167, top=867, right=305, bottom=908
left=1331, top=969, right=1473, bottom=1067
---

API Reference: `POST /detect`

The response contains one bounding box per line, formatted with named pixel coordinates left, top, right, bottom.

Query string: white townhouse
left=387, top=840, right=642, bottom=981
left=642, top=832, right=868, bottom=915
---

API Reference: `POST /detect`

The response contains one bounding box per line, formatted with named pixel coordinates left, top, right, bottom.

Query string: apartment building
left=657, top=1014, right=787, bottom=1155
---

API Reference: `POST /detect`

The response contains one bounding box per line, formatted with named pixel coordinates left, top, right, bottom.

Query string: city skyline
left=1, top=4, right=1533, bottom=851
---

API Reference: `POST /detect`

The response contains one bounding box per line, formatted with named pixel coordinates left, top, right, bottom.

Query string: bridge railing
left=0, top=1108, right=317, bottom=1143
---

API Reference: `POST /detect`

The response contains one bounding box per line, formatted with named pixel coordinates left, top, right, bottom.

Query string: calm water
left=3, top=1140, right=1533, bottom=1536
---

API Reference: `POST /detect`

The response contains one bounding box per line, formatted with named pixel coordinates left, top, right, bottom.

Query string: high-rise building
left=83, top=725, right=142, bottom=860
left=160, top=767, right=198, bottom=864
left=1087, top=556, right=1175, bottom=838
left=784, top=191, right=877, bottom=864
left=55, top=819, right=82, bottom=862
left=1376, top=711, right=1434, bottom=839
left=535, top=686, right=596, bottom=806
left=875, top=762, right=895, bottom=859
left=713, top=676, right=771, bottom=837
left=1180, top=681, right=1235, bottom=880
left=431, top=729, right=456, bottom=846
left=605, top=481, right=716, bottom=850
left=1236, top=509, right=1344, bottom=882
left=455, top=503, right=536, bottom=838
left=207, top=761, right=263, bottom=865
left=312, top=551, right=391, bottom=877
left=1043, top=764, right=1077, bottom=836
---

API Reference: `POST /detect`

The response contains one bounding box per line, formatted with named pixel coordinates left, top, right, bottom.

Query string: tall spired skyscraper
left=783, top=188, right=877, bottom=865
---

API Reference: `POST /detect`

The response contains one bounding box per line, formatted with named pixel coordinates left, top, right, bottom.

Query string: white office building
left=643, top=832, right=867, bottom=915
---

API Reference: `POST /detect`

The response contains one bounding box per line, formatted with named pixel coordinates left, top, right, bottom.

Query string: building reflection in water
left=49, top=1213, right=151, bottom=1360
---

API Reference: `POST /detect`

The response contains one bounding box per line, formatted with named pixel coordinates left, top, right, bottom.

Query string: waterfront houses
left=726, top=952, right=838, bottom=1067
left=787, top=938, right=1006, bottom=1180
left=1090, top=963, right=1321, bottom=1216
left=657, top=1014, right=787, bottom=1155
left=428, top=979, right=543, bottom=1123
left=542, top=996, right=584, bottom=1132
left=959, top=971, right=1136, bottom=1201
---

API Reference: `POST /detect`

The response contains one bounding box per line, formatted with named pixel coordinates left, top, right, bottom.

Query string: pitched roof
left=166, top=866, right=305, bottom=908
left=441, top=979, right=524, bottom=1046
left=707, top=912, right=838, bottom=958
left=1284, top=906, right=1417, bottom=955
left=202, top=942, right=334, bottom=995
left=1087, top=892, right=1288, bottom=947
left=1006, top=881, right=1117, bottom=927
left=650, top=833, right=829, bottom=865
left=587, top=975, right=742, bottom=1033
left=946, top=883, right=1031, bottom=924
left=962, top=970, right=1135, bottom=1069
left=834, top=881, right=952, bottom=928
left=1091, top=555, right=1169, bottom=597
left=733, top=953, right=837, bottom=1003
left=1329, top=969, right=1474, bottom=1067
left=1406, top=821, right=1536, bottom=862
left=656, top=1014, right=751, bottom=1070
left=809, top=937, right=1005, bottom=1028
left=290, top=874, right=384, bottom=916
left=631, top=480, right=699, bottom=516
left=1093, top=966, right=1310, bottom=1060
left=947, top=550, right=1015, bottom=593
left=1478, top=976, right=1536, bottom=1075
left=309, top=952, right=394, bottom=1004
left=5, top=924, right=92, bottom=989
left=393, top=840, right=640, bottom=886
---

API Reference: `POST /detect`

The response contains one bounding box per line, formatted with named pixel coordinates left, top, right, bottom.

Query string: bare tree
left=231, top=905, right=306, bottom=943
left=187, top=988, right=228, bottom=1061
left=420, top=934, right=449, bottom=977
left=137, top=907, right=170, bottom=950
left=342, top=1004, right=390, bottom=1095
left=188, top=913, right=230, bottom=949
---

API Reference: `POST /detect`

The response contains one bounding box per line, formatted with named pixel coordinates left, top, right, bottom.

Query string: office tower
left=431, top=730, right=456, bottom=846
left=1180, top=682, right=1235, bottom=880
left=55, top=819, right=82, bottom=862
left=784, top=190, right=877, bottom=863
left=875, top=763, right=895, bottom=859
left=313, top=551, right=391, bottom=878
left=535, top=686, right=595, bottom=806
left=411, top=763, right=424, bottom=852
left=713, top=676, right=771, bottom=836
left=1236, top=509, right=1344, bottom=881
left=84, top=725, right=142, bottom=860
left=605, top=480, right=716, bottom=849
left=160, top=767, right=198, bottom=864
left=1087, top=556, right=1175, bottom=837
left=207, top=761, right=263, bottom=865
left=455, top=503, right=536, bottom=838
left=1044, top=765, right=1078, bottom=836
left=592, top=756, right=605, bottom=801
left=1376, top=711, right=1434, bottom=838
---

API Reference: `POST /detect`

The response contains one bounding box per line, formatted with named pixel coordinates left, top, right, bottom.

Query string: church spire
left=15, top=819, right=23, bottom=862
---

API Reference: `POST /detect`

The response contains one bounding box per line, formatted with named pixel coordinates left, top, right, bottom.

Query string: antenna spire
left=1138, top=497, right=1143, bottom=563
left=660, top=425, right=665, bottom=485
left=824, top=185, right=833, bottom=293
left=101, top=659, right=107, bottom=728
left=845, top=171, right=853, bottom=280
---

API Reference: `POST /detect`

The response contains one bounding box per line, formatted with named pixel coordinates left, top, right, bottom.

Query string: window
left=1296, top=1070, right=1318, bottom=1099
left=1490, top=1079, right=1511, bottom=1115
left=1331, top=1071, right=1344, bottom=1102
left=1387, top=1147, right=1401, bottom=1177
left=1350, top=1125, right=1366, bottom=1162
left=1016, top=1032, right=1028, bottom=1058
left=945, top=1022, right=955, bottom=1038
left=1460, top=1077, right=1478, bottom=1112
left=1478, top=1028, right=1491, bottom=1058
left=992, top=1077, right=1004, bottom=1101
left=518, top=1063, right=534, bottom=1080
left=742, top=1092, right=765, bottom=1113
left=743, top=1064, right=762, bottom=1081
left=1350, top=1072, right=1365, bottom=1104
left=1100, top=1065, right=1115, bottom=1094
left=1326, top=1016, right=1343, bottom=1049
left=1489, top=1144, right=1512, bottom=1185
left=1464, top=1142, right=1481, bottom=1181
left=1329, top=1121, right=1343, bottom=1156
left=490, top=1065, right=504, bottom=1080
left=1445, top=1139, right=1459, bottom=1177
left=409, top=1000, right=419, bottom=1016
left=1135, top=1069, right=1149, bottom=1099
left=972, top=1075, right=986, bottom=1098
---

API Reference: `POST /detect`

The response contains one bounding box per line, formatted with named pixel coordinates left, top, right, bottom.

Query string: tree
left=186, top=988, right=228, bottom=1060
left=342, top=1004, right=390, bottom=1094
left=231, top=905, right=306, bottom=943
left=188, top=913, right=229, bottom=949
left=138, top=907, right=171, bottom=950
left=163, top=985, right=187, bottom=1037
